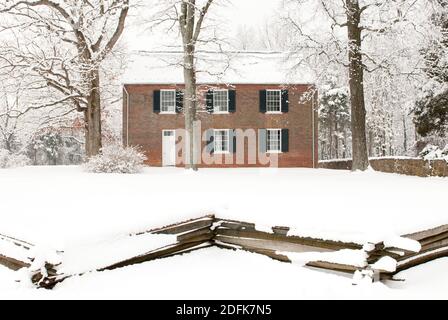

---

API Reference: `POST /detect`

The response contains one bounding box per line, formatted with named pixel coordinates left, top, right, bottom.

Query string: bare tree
left=0, top=60, right=78, bottom=154
left=0, top=0, right=130, bottom=157
left=285, top=0, right=423, bottom=170
left=0, top=91, right=22, bottom=152
left=233, top=19, right=290, bottom=51
left=150, top=0, right=220, bottom=170
left=179, top=0, right=215, bottom=170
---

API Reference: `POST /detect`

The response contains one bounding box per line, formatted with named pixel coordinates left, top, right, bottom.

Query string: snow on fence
left=0, top=233, right=32, bottom=271
left=1, top=215, right=448, bottom=289
left=319, top=158, right=448, bottom=177
left=0, top=215, right=215, bottom=289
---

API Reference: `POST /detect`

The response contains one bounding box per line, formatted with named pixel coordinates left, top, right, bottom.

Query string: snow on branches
left=0, top=0, right=130, bottom=156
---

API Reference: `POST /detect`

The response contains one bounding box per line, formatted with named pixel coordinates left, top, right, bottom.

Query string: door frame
left=162, top=129, right=176, bottom=167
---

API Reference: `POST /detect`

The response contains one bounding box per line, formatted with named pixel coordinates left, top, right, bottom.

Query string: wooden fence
left=1, top=215, right=448, bottom=289
left=0, top=233, right=32, bottom=271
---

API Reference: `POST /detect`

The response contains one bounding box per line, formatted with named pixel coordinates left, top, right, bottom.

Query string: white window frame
left=213, top=89, right=229, bottom=114
left=266, top=89, right=282, bottom=114
left=213, top=129, right=231, bottom=154
left=160, top=89, right=176, bottom=114
left=266, top=128, right=282, bottom=153
left=162, top=129, right=176, bottom=137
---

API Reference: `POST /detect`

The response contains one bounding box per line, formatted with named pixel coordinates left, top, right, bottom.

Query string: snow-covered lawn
left=0, top=166, right=446, bottom=297
left=0, top=166, right=446, bottom=247
left=1, top=247, right=447, bottom=299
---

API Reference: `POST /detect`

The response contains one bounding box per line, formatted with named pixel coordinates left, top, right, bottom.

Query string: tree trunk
left=84, top=69, right=102, bottom=158
left=321, top=140, right=326, bottom=160
left=343, top=130, right=347, bottom=158
left=346, top=0, right=369, bottom=171
left=4, top=138, right=11, bottom=152
left=335, top=121, right=339, bottom=159
left=329, top=116, right=334, bottom=159
left=403, top=115, right=407, bottom=153
left=183, top=46, right=198, bottom=170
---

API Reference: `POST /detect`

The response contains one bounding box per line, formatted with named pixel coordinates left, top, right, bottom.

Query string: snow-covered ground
left=1, top=248, right=447, bottom=299
left=0, top=166, right=446, bottom=297
left=0, top=166, right=446, bottom=248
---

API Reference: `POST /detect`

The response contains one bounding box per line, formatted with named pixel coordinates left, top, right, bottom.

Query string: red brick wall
left=123, top=84, right=318, bottom=168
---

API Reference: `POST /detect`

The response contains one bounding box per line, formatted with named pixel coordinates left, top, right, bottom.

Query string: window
left=266, top=90, right=281, bottom=113
left=213, top=90, right=229, bottom=113
left=267, top=129, right=282, bottom=153
left=161, top=90, right=176, bottom=113
left=214, top=129, right=230, bottom=153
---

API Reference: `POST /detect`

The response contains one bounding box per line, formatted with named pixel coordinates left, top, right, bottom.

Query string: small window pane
left=161, top=90, right=176, bottom=113
left=214, top=130, right=230, bottom=153
left=267, top=129, right=281, bottom=152
left=213, top=90, right=229, bottom=113
left=266, top=90, right=281, bottom=113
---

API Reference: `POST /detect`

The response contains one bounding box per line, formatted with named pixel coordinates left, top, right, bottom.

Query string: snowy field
left=0, top=166, right=446, bottom=247
left=1, top=247, right=448, bottom=299
left=0, top=166, right=446, bottom=297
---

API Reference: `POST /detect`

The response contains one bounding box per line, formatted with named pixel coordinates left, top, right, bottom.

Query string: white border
left=266, top=89, right=282, bottom=114
left=160, top=89, right=177, bottom=114
left=213, top=129, right=231, bottom=154
left=162, top=129, right=176, bottom=166
left=266, top=128, right=283, bottom=153
left=213, top=89, right=230, bottom=114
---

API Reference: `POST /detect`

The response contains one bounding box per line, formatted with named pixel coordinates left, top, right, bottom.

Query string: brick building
left=122, top=52, right=318, bottom=168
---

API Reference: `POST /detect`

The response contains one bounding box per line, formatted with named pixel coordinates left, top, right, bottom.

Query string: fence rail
left=1, top=215, right=448, bottom=289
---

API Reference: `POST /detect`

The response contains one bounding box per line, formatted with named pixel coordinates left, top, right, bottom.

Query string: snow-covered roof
left=122, top=51, right=315, bottom=85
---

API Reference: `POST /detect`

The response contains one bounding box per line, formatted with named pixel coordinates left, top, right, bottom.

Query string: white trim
left=213, top=89, right=229, bottom=114
left=124, top=82, right=314, bottom=86
left=266, top=89, right=282, bottom=114
left=160, top=89, right=176, bottom=114
left=162, top=129, right=176, bottom=167
left=123, top=85, right=130, bottom=147
left=266, top=128, right=282, bottom=153
left=312, top=94, right=316, bottom=169
left=162, top=129, right=176, bottom=136
left=213, top=129, right=231, bottom=154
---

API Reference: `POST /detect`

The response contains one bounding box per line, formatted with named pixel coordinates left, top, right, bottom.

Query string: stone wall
left=319, top=158, right=448, bottom=177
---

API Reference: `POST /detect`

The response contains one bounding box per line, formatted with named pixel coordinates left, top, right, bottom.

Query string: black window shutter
left=176, top=90, right=183, bottom=113
left=282, top=129, right=289, bottom=152
left=259, top=129, right=267, bottom=153
left=259, top=90, right=267, bottom=113
left=281, top=90, right=289, bottom=113
left=231, top=130, right=237, bottom=153
left=228, top=90, right=236, bottom=113
left=206, top=129, right=214, bottom=154
left=206, top=90, right=214, bottom=114
left=153, top=90, right=161, bottom=113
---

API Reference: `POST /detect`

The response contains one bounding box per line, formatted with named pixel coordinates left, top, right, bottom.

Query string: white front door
left=162, top=130, right=176, bottom=167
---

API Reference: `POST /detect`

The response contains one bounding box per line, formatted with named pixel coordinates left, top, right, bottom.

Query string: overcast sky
left=123, top=0, right=284, bottom=51
left=224, top=0, right=281, bottom=28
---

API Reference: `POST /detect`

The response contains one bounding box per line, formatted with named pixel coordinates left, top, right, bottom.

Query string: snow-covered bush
left=0, top=149, right=31, bottom=168
left=84, top=145, right=147, bottom=174
left=28, top=131, right=84, bottom=166
left=419, top=144, right=448, bottom=161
